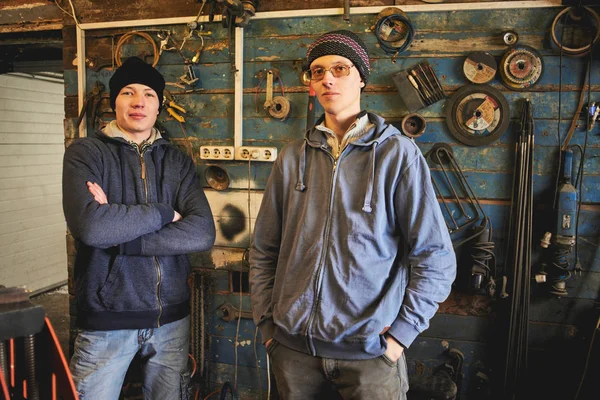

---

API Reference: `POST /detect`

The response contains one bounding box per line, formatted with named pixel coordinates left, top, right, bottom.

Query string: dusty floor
left=30, top=285, right=70, bottom=357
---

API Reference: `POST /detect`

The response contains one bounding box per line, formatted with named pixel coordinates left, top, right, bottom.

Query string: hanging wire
left=54, top=0, right=81, bottom=28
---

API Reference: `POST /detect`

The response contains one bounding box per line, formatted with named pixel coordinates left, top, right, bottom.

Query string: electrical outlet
left=235, top=146, right=278, bottom=162
left=200, top=146, right=235, bottom=160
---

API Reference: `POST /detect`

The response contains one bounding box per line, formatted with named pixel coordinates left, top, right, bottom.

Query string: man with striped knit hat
left=250, top=30, right=456, bottom=399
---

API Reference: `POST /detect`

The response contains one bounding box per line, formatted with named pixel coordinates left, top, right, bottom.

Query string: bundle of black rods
left=503, top=99, right=535, bottom=398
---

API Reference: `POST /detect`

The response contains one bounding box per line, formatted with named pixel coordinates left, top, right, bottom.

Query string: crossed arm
left=63, top=141, right=215, bottom=255
left=86, top=181, right=182, bottom=222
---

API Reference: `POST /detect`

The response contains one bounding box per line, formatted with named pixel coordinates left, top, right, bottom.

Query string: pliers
left=163, top=90, right=187, bottom=123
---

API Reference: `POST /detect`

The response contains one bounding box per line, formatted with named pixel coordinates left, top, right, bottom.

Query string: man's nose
left=131, top=93, right=145, bottom=107
left=321, top=69, right=336, bottom=85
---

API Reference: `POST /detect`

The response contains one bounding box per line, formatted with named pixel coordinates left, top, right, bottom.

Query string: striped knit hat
left=306, top=30, right=371, bottom=84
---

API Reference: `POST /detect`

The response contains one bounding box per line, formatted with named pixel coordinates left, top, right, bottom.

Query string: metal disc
left=463, top=52, right=497, bottom=84
left=499, top=45, right=543, bottom=91
left=205, top=165, right=230, bottom=191
left=445, top=84, right=510, bottom=146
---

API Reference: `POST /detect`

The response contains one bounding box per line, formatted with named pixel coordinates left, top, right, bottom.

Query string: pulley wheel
left=499, top=45, right=543, bottom=91
left=401, top=113, right=426, bottom=138
left=445, top=84, right=510, bottom=147
left=205, top=165, right=230, bottom=191
left=463, top=52, right=497, bottom=84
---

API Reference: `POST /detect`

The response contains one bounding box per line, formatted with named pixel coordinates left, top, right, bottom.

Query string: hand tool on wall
left=393, top=60, right=445, bottom=112
left=538, top=148, right=580, bottom=297
left=163, top=90, right=187, bottom=123
left=219, top=303, right=253, bottom=322
left=263, top=69, right=290, bottom=121
left=76, top=81, right=105, bottom=130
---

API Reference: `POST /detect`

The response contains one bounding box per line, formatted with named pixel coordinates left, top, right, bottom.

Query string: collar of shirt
left=316, top=113, right=374, bottom=159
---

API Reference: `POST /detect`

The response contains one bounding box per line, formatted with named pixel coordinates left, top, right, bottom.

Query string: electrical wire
left=195, top=0, right=208, bottom=24
left=233, top=270, right=242, bottom=391
left=53, top=0, right=81, bottom=28
left=203, top=389, right=221, bottom=400
left=266, top=352, right=271, bottom=400
left=234, top=157, right=254, bottom=392
left=554, top=14, right=566, bottom=210
left=574, top=315, right=600, bottom=400
left=374, top=12, right=415, bottom=60
left=189, top=353, right=197, bottom=378
left=253, top=326, right=263, bottom=400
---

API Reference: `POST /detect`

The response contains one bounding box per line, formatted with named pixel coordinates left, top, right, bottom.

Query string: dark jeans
left=268, top=340, right=409, bottom=400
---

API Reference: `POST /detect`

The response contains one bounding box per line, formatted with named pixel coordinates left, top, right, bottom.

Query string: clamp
left=157, top=31, right=177, bottom=56
left=163, top=90, right=187, bottom=123
left=76, top=81, right=105, bottom=129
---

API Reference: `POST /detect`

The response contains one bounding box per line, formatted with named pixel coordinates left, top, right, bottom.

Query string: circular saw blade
left=445, top=84, right=510, bottom=146
left=499, top=45, right=543, bottom=91
left=463, top=52, right=497, bottom=84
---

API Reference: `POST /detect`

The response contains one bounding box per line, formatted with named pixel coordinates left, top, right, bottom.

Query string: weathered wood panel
left=62, top=3, right=600, bottom=399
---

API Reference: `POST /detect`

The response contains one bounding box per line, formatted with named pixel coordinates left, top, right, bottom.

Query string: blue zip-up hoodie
left=62, top=127, right=215, bottom=330
left=249, top=112, right=456, bottom=359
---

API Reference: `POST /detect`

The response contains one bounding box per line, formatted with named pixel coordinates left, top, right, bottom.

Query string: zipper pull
left=333, top=160, right=337, bottom=172
left=141, top=157, right=146, bottom=180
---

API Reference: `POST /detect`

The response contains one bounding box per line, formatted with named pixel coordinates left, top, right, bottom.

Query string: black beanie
left=305, top=30, right=371, bottom=84
left=109, top=57, right=165, bottom=112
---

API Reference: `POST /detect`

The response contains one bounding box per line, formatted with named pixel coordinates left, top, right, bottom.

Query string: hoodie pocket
left=98, top=255, right=158, bottom=311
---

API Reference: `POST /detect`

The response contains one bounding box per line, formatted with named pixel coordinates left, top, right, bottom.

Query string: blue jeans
left=69, top=316, right=191, bottom=400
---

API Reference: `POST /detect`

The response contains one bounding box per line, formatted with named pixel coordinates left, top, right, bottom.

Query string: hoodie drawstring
left=296, top=141, right=307, bottom=192
left=362, top=142, right=377, bottom=213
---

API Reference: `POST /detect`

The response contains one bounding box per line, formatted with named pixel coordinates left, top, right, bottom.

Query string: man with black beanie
left=63, top=56, right=215, bottom=399
left=250, top=30, right=456, bottom=399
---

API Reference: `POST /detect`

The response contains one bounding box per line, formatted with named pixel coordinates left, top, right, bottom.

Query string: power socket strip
left=235, top=146, right=278, bottom=162
left=200, top=146, right=235, bottom=161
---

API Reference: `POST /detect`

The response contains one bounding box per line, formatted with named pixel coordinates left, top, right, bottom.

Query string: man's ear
left=360, top=80, right=365, bottom=88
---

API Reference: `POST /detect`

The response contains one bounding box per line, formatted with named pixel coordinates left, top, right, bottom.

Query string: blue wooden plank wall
left=64, top=5, right=600, bottom=399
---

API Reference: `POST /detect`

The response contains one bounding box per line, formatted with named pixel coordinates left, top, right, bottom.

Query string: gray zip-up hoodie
left=249, top=112, right=456, bottom=360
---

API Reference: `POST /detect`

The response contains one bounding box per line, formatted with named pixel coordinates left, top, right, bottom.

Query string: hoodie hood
left=98, top=120, right=164, bottom=146
left=297, top=111, right=402, bottom=213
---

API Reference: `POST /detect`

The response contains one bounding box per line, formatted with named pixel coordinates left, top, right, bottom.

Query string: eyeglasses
left=307, top=64, right=355, bottom=81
